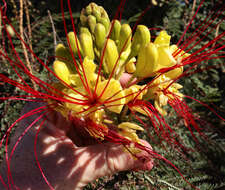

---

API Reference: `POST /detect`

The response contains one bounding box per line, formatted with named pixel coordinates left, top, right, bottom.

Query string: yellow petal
left=125, top=58, right=136, bottom=73
left=64, top=92, right=87, bottom=114
left=118, top=130, right=140, bottom=142
left=164, top=65, right=183, bottom=79
left=96, top=79, right=125, bottom=113
left=118, top=122, right=144, bottom=132
left=154, top=30, right=171, bottom=47
left=82, top=57, right=97, bottom=87
left=69, top=74, right=83, bottom=86
left=154, top=100, right=167, bottom=116
left=53, top=60, right=71, bottom=85
left=157, top=47, right=176, bottom=67
left=135, top=42, right=158, bottom=78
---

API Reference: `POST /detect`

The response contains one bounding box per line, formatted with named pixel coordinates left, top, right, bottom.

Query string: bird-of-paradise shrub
left=0, top=0, right=225, bottom=189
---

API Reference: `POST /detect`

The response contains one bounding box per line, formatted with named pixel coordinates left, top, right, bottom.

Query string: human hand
left=0, top=102, right=153, bottom=190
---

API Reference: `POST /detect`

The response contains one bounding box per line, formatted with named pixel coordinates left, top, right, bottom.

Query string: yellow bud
left=158, top=93, right=168, bottom=107
left=125, top=59, right=136, bottom=73
left=79, top=32, right=95, bottom=60
left=87, top=15, right=96, bottom=33
left=80, top=27, right=91, bottom=35
left=110, top=19, right=121, bottom=42
left=172, top=83, right=183, bottom=89
left=99, top=17, right=110, bottom=32
left=135, top=42, right=158, bottom=78
left=102, top=39, right=119, bottom=75
left=53, top=60, right=71, bottom=85
left=131, top=106, right=151, bottom=116
left=130, top=25, right=151, bottom=58
left=55, top=44, right=78, bottom=73
left=94, top=23, right=106, bottom=49
left=131, top=85, right=147, bottom=100
left=118, top=24, right=132, bottom=53
left=85, top=4, right=92, bottom=15
left=67, top=32, right=82, bottom=55
left=93, top=8, right=101, bottom=21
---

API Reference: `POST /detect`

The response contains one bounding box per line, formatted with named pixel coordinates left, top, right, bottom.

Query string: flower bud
left=85, top=4, right=92, bottom=15
left=99, top=6, right=109, bottom=20
left=102, top=39, right=119, bottom=75
left=80, top=27, right=91, bottom=36
left=118, top=24, right=132, bottom=53
left=109, top=19, right=121, bottom=43
left=130, top=25, right=151, bottom=58
left=67, top=32, right=82, bottom=55
left=135, top=42, right=158, bottom=78
left=94, top=23, right=106, bottom=50
left=81, top=2, right=110, bottom=33
left=53, top=60, right=71, bottom=85
left=125, top=58, right=136, bottom=73
left=87, top=15, right=96, bottom=33
left=55, top=44, right=77, bottom=73
left=79, top=32, right=95, bottom=60
left=93, top=8, right=101, bottom=21
left=99, top=17, right=110, bottom=33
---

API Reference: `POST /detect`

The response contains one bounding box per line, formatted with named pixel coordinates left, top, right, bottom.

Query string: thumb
left=75, top=141, right=153, bottom=189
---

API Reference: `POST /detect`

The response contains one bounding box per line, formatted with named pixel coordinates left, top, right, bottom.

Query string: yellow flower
left=145, top=75, right=183, bottom=115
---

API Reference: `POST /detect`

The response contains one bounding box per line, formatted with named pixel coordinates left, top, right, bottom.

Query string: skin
left=0, top=74, right=153, bottom=190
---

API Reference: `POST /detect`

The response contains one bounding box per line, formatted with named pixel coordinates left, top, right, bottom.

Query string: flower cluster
left=51, top=2, right=190, bottom=149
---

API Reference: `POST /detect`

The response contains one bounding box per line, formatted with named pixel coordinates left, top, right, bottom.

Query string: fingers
left=132, top=140, right=154, bottom=171
left=72, top=142, right=154, bottom=189
left=106, top=140, right=154, bottom=172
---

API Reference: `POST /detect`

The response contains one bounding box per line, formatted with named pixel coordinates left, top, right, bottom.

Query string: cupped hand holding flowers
left=0, top=99, right=153, bottom=190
